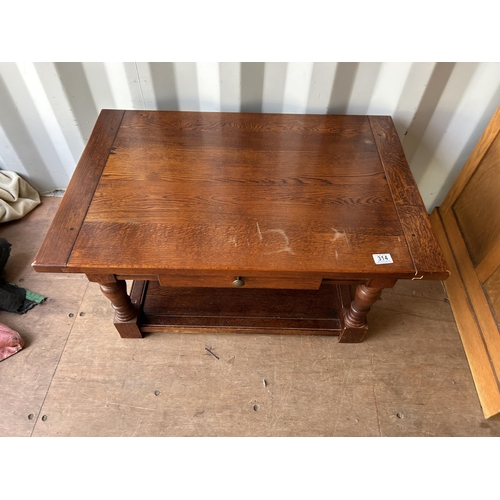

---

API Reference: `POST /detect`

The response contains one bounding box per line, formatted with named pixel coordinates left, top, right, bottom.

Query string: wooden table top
left=33, top=110, right=448, bottom=282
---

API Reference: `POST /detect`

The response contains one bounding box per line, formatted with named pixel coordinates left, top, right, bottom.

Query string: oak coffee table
left=33, top=110, right=449, bottom=342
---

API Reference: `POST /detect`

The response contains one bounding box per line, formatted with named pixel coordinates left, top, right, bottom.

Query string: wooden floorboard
left=1, top=197, right=500, bottom=436
left=0, top=197, right=88, bottom=436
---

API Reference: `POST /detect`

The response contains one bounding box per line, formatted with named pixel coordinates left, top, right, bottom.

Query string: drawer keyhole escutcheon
left=233, top=277, right=245, bottom=287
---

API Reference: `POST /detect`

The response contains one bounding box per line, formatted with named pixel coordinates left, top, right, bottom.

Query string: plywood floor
left=1, top=197, right=499, bottom=437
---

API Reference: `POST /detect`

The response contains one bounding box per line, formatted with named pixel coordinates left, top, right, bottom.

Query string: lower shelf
left=130, top=280, right=353, bottom=336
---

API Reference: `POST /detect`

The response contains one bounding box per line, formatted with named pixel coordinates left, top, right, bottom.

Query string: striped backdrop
left=0, top=62, right=499, bottom=210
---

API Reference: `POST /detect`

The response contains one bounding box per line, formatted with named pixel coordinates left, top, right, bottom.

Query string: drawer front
left=158, top=273, right=322, bottom=290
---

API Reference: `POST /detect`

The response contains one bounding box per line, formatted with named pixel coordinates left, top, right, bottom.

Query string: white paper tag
left=373, top=253, right=393, bottom=265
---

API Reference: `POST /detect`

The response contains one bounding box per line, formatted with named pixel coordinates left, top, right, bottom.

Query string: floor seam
left=375, top=305, right=456, bottom=323
left=373, top=382, right=382, bottom=437
left=29, top=280, right=90, bottom=437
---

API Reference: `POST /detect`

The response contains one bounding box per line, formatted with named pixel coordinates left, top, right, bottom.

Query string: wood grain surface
left=136, top=280, right=349, bottom=335
left=430, top=209, right=500, bottom=418
left=484, top=264, right=500, bottom=324
left=452, top=134, right=500, bottom=266
left=440, top=105, right=500, bottom=216
left=37, top=110, right=448, bottom=281
left=429, top=106, right=500, bottom=418
left=32, top=110, right=125, bottom=272
left=476, top=239, right=500, bottom=284
left=369, top=116, right=449, bottom=279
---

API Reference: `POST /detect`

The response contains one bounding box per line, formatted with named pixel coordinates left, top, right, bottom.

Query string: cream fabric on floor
left=0, top=171, right=41, bottom=222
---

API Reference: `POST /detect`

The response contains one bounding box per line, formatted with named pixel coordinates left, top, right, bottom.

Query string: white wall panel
left=82, top=62, right=116, bottom=111
left=134, top=63, right=157, bottom=109
left=0, top=124, right=25, bottom=175
left=262, top=62, right=288, bottom=113
left=394, top=62, right=436, bottom=136
left=173, top=62, right=199, bottom=111
left=346, top=63, right=382, bottom=115
left=52, top=62, right=101, bottom=142
left=196, top=62, right=221, bottom=112
left=0, top=62, right=71, bottom=189
left=33, top=62, right=86, bottom=162
left=0, top=61, right=499, bottom=209
left=102, top=62, right=142, bottom=110
left=219, top=63, right=240, bottom=112
left=367, top=62, right=413, bottom=121
left=282, top=62, right=314, bottom=114
left=18, top=63, right=75, bottom=186
left=306, top=62, right=337, bottom=114
left=417, top=62, right=500, bottom=208
left=409, top=63, right=481, bottom=195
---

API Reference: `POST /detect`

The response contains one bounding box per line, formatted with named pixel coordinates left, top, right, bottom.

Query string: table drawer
left=158, top=273, right=322, bottom=290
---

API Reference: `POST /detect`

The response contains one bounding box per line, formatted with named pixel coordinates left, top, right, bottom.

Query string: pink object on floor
left=0, top=322, right=24, bottom=361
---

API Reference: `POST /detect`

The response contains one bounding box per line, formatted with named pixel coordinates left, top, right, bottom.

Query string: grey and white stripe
left=0, top=62, right=499, bottom=210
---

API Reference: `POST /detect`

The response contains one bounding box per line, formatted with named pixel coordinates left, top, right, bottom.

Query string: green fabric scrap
left=4, top=283, right=47, bottom=313
left=25, top=289, right=46, bottom=304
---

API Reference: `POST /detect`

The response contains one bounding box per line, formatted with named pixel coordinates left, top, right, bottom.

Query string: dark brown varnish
left=137, top=280, right=350, bottom=335
left=32, top=110, right=449, bottom=341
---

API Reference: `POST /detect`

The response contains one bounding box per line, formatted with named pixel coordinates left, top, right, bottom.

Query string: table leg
left=340, top=279, right=396, bottom=343
left=87, top=275, right=143, bottom=338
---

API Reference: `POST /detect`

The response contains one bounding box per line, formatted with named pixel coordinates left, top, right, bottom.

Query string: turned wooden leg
left=345, top=285, right=383, bottom=327
left=339, top=284, right=383, bottom=343
left=87, top=274, right=143, bottom=338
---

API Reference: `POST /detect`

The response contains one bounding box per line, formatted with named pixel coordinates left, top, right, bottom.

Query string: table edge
left=369, top=116, right=450, bottom=279
left=32, top=109, right=125, bottom=272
